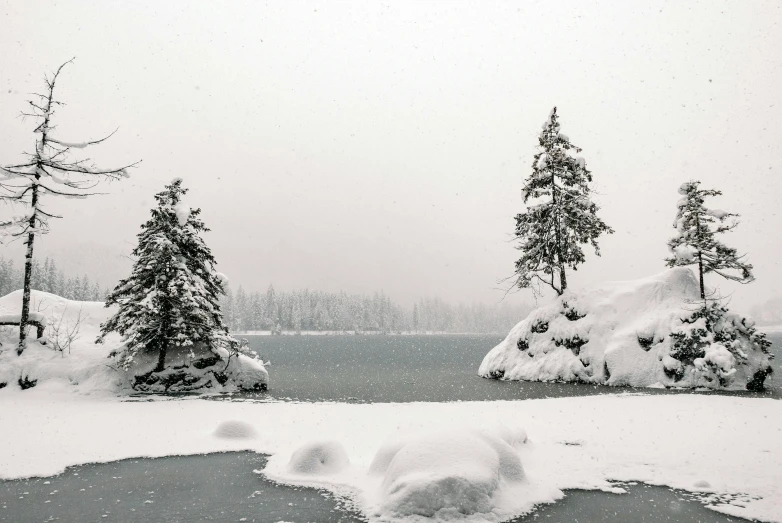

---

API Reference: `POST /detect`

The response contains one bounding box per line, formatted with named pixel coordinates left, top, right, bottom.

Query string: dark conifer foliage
left=97, top=180, right=234, bottom=372
left=513, top=107, right=613, bottom=295
left=665, top=181, right=753, bottom=300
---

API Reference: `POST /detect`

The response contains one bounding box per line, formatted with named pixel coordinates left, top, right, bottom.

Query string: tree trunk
left=17, top=185, right=38, bottom=355
left=551, top=170, right=566, bottom=295
left=695, top=212, right=705, bottom=301
left=155, top=341, right=167, bottom=372
left=698, top=251, right=705, bottom=301
left=558, top=264, right=567, bottom=294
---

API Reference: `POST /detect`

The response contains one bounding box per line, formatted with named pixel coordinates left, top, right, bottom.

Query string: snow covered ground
left=0, top=390, right=779, bottom=522
left=480, top=268, right=772, bottom=390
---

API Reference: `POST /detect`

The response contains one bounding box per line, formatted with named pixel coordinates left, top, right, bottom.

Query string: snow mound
left=267, top=426, right=548, bottom=522
left=479, top=268, right=773, bottom=390
left=377, top=431, right=526, bottom=518
left=287, top=441, right=350, bottom=475
left=214, top=420, right=257, bottom=439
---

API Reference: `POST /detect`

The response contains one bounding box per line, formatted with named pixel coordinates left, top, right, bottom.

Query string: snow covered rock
left=287, top=441, right=350, bottom=475
left=223, top=353, right=269, bottom=391
left=372, top=431, right=526, bottom=519
left=214, top=420, right=257, bottom=439
left=479, top=268, right=773, bottom=390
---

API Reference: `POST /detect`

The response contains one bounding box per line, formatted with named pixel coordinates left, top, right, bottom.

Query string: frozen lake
left=239, top=333, right=781, bottom=402
left=1, top=334, right=777, bottom=522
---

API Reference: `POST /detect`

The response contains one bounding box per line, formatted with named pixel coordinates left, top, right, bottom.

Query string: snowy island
left=480, top=268, right=773, bottom=390
left=0, top=289, right=268, bottom=394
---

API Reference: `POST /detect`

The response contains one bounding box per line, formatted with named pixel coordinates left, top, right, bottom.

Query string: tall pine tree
left=97, top=179, right=235, bottom=372
left=513, top=107, right=613, bottom=295
left=665, top=181, right=753, bottom=300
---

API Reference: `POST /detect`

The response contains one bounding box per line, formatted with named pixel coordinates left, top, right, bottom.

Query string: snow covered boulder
left=223, top=352, right=269, bottom=391
left=373, top=431, right=526, bottom=518
left=129, top=344, right=269, bottom=393
left=479, top=268, right=773, bottom=390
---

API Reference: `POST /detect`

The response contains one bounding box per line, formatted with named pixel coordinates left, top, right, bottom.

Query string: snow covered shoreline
left=0, top=391, right=779, bottom=522
left=234, top=330, right=503, bottom=336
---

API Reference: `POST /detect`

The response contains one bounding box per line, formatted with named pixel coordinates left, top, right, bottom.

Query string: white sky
left=1, top=0, right=781, bottom=311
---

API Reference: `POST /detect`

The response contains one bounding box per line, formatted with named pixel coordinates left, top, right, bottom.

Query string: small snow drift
left=372, top=431, right=526, bottom=519
left=287, top=441, right=350, bottom=475
left=479, top=268, right=773, bottom=390
left=214, top=420, right=257, bottom=439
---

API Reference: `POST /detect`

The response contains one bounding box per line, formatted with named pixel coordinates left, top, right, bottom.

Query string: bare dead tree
left=0, top=59, right=138, bottom=354
left=48, top=305, right=84, bottom=355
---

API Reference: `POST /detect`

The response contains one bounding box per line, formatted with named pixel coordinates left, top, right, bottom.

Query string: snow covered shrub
left=553, top=335, right=588, bottom=355
left=530, top=319, right=548, bottom=334
left=562, top=302, right=586, bottom=321
left=17, top=374, right=37, bottom=390
left=516, top=338, right=529, bottom=351
left=669, top=302, right=772, bottom=387
left=636, top=334, right=656, bottom=350
left=97, top=180, right=268, bottom=393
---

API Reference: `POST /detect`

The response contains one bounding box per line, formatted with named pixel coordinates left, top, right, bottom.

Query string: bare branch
left=48, top=127, right=119, bottom=149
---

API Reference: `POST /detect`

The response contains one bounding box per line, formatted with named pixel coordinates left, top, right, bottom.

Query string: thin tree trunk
left=551, top=169, right=566, bottom=294
left=17, top=194, right=37, bottom=355
left=695, top=212, right=705, bottom=301
left=18, top=75, right=54, bottom=355
left=698, top=252, right=705, bottom=301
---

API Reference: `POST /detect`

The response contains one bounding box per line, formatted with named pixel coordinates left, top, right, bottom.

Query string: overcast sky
left=1, top=0, right=781, bottom=311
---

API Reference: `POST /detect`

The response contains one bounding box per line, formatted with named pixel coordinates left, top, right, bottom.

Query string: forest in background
left=0, top=255, right=106, bottom=301
left=221, top=286, right=531, bottom=334
left=0, top=255, right=531, bottom=334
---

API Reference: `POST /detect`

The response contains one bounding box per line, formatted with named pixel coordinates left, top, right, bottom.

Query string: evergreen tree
left=513, top=107, right=613, bottom=296
left=97, top=179, right=234, bottom=372
left=264, top=284, right=277, bottom=328
left=234, top=286, right=248, bottom=331
left=46, top=258, right=58, bottom=294
left=91, top=281, right=102, bottom=301
left=665, top=181, right=754, bottom=300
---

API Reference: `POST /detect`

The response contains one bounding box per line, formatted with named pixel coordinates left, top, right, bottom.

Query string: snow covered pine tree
left=513, top=107, right=613, bottom=295
left=0, top=59, right=136, bottom=354
left=664, top=181, right=770, bottom=390
left=665, top=181, right=754, bottom=300
left=97, top=179, right=267, bottom=392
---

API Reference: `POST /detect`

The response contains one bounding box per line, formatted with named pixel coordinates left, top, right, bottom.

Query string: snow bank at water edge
left=0, top=393, right=779, bottom=522
left=480, top=268, right=773, bottom=390
left=0, top=290, right=267, bottom=394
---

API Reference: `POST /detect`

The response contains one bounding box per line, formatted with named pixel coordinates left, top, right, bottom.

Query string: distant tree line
left=0, top=255, right=106, bottom=301
left=221, top=285, right=530, bottom=334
